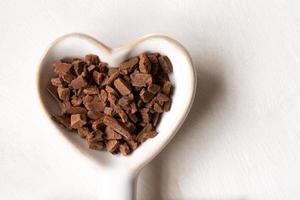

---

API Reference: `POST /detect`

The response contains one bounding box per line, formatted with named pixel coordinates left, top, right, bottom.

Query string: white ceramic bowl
left=37, top=33, right=196, bottom=200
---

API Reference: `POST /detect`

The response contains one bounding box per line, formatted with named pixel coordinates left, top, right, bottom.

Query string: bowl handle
left=98, top=170, right=137, bottom=200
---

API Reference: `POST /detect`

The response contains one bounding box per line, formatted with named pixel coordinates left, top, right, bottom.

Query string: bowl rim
left=35, top=32, right=197, bottom=172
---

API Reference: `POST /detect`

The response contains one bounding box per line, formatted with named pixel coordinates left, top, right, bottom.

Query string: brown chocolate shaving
left=70, top=114, right=87, bottom=129
left=119, top=57, right=139, bottom=75
left=103, top=116, right=131, bottom=140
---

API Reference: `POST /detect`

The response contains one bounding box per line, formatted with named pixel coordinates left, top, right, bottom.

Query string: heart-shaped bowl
left=36, top=33, right=196, bottom=200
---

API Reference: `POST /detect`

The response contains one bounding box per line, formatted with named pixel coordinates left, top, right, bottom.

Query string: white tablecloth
left=1, top=0, right=300, bottom=199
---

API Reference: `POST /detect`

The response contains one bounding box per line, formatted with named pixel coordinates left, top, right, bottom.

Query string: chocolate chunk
left=123, top=75, right=131, bottom=83
left=136, top=131, right=157, bottom=143
left=61, top=73, right=76, bottom=83
left=92, top=71, right=105, bottom=85
left=162, top=80, right=172, bottom=95
left=83, top=95, right=105, bottom=112
left=71, top=96, right=82, bottom=107
left=53, top=61, right=72, bottom=75
left=163, top=100, right=172, bottom=112
left=140, top=88, right=154, bottom=103
left=83, top=86, right=99, bottom=95
left=140, top=108, right=151, bottom=123
left=128, top=113, right=138, bottom=123
left=98, top=62, right=108, bottom=73
left=139, top=53, right=151, bottom=73
left=105, top=85, right=118, bottom=97
left=51, top=78, right=63, bottom=87
left=105, top=127, right=122, bottom=140
left=99, top=89, right=108, bottom=102
left=103, top=116, right=131, bottom=140
left=141, top=123, right=154, bottom=132
left=87, top=64, right=96, bottom=72
left=92, top=118, right=105, bottom=131
left=72, top=60, right=85, bottom=75
left=87, top=110, right=103, bottom=120
left=119, top=57, right=139, bottom=75
left=130, top=73, right=152, bottom=87
left=126, top=139, right=138, bottom=150
left=145, top=97, right=156, bottom=109
left=108, top=67, right=119, bottom=76
left=118, top=96, right=130, bottom=108
left=107, top=93, right=118, bottom=105
left=70, top=114, right=87, bottom=129
left=57, top=87, right=70, bottom=101
left=114, top=78, right=131, bottom=96
left=85, top=54, right=100, bottom=65
left=104, top=107, right=114, bottom=116
left=77, top=127, right=90, bottom=138
left=70, top=75, right=87, bottom=89
left=67, top=107, right=87, bottom=114
left=114, top=105, right=128, bottom=123
left=152, top=113, right=161, bottom=127
left=119, top=143, right=131, bottom=155
left=157, top=93, right=170, bottom=102
left=87, top=130, right=104, bottom=143
left=158, top=55, right=173, bottom=73
left=147, top=84, right=160, bottom=94
left=105, top=70, right=119, bottom=86
left=130, top=102, right=138, bottom=114
left=89, top=142, right=104, bottom=150
left=124, top=121, right=135, bottom=132
left=137, top=99, right=144, bottom=108
left=153, top=103, right=163, bottom=113
left=147, top=53, right=159, bottom=75
left=60, top=102, right=87, bottom=114
left=106, top=140, right=120, bottom=153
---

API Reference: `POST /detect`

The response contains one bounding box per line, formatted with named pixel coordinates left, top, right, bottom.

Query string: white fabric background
left=1, top=0, right=300, bottom=199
